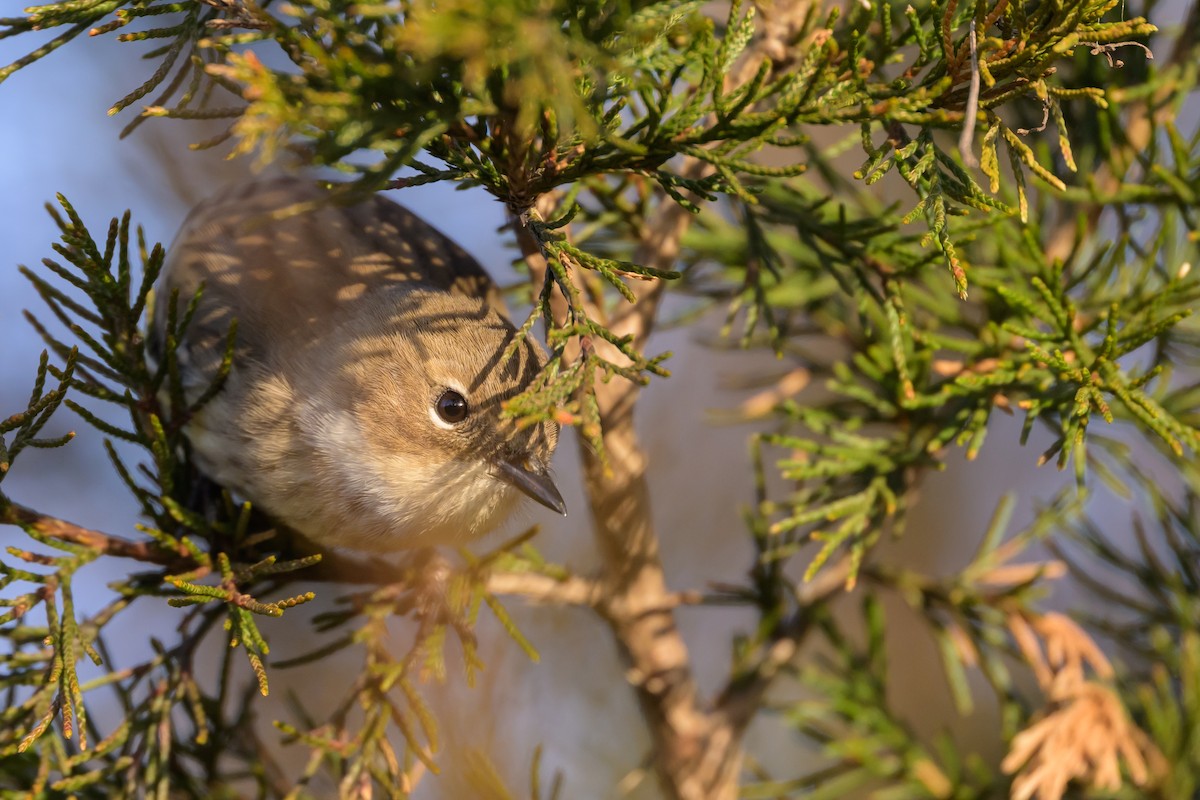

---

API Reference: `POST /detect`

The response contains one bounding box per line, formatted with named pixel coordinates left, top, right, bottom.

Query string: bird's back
left=152, top=177, right=501, bottom=389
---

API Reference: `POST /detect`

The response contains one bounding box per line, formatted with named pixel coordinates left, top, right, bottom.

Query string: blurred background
left=0, top=5, right=1193, bottom=796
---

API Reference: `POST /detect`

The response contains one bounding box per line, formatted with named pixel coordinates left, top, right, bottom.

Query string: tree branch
left=506, top=6, right=819, bottom=797
left=0, top=505, right=640, bottom=612
left=0, top=497, right=189, bottom=566
left=485, top=570, right=604, bottom=607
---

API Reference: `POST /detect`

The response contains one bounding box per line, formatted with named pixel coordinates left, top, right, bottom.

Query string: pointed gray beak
left=491, top=459, right=566, bottom=516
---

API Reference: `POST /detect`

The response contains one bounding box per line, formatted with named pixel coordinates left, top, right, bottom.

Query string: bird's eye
left=435, top=390, right=469, bottom=424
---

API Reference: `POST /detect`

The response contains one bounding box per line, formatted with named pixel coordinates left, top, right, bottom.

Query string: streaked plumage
left=151, top=177, right=563, bottom=551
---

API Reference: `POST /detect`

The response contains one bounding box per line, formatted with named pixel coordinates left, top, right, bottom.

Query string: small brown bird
left=151, top=177, right=563, bottom=552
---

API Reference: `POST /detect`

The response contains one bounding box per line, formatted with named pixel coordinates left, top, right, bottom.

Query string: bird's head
left=293, top=286, right=563, bottom=549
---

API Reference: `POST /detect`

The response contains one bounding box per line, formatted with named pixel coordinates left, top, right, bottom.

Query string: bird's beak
left=491, top=459, right=567, bottom=516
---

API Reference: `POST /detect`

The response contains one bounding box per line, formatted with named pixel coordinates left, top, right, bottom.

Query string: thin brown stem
left=713, top=557, right=852, bottom=736
left=486, top=571, right=603, bottom=607
left=511, top=5, right=819, bottom=797
left=0, top=498, right=188, bottom=566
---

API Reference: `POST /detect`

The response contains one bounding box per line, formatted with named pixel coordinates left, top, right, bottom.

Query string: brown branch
left=485, top=571, right=604, bottom=607
left=0, top=505, right=626, bottom=609
left=515, top=159, right=735, bottom=798
left=514, top=165, right=717, bottom=798
left=0, top=497, right=189, bottom=566
left=585, top=5, right=830, bottom=795
left=487, top=568, right=604, bottom=606
left=486, top=570, right=705, bottom=610
left=958, top=20, right=981, bottom=168
left=578, top=168, right=717, bottom=798
left=0, top=499, right=427, bottom=586
left=504, top=6, right=820, bottom=798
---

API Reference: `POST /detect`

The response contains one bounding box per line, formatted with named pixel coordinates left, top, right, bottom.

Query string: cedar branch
left=0, top=497, right=190, bottom=566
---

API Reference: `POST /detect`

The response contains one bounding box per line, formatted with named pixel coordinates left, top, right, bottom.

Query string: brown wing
left=150, top=176, right=504, bottom=394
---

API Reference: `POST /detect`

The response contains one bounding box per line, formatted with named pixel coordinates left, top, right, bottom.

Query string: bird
left=149, top=176, right=564, bottom=552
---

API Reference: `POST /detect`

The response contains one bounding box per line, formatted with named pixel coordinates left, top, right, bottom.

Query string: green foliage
left=0, top=351, right=77, bottom=481
left=699, top=151, right=1198, bottom=582
left=747, top=598, right=997, bottom=799
left=0, top=0, right=1162, bottom=459
left=1, top=0, right=1198, bottom=798
left=1055, top=470, right=1200, bottom=794
left=0, top=200, right=541, bottom=796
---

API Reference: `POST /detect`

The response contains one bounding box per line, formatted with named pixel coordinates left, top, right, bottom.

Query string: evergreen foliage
left=0, top=0, right=1197, bottom=797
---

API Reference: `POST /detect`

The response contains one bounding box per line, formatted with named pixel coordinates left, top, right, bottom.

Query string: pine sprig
left=682, top=121, right=1198, bottom=586
left=0, top=351, right=78, bottom=482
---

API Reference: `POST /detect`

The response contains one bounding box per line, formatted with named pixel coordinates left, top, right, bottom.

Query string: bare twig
left=1017, top=101, right=1050, bottom=136
left=959, top=20, right=981, bottom=168
left=1079, top=40, right=1154, bottom=68
left=713, top=557, right=852, bottom=735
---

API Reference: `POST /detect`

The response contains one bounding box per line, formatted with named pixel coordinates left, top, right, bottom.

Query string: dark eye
left=435, top=390, right=469, bottom=424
